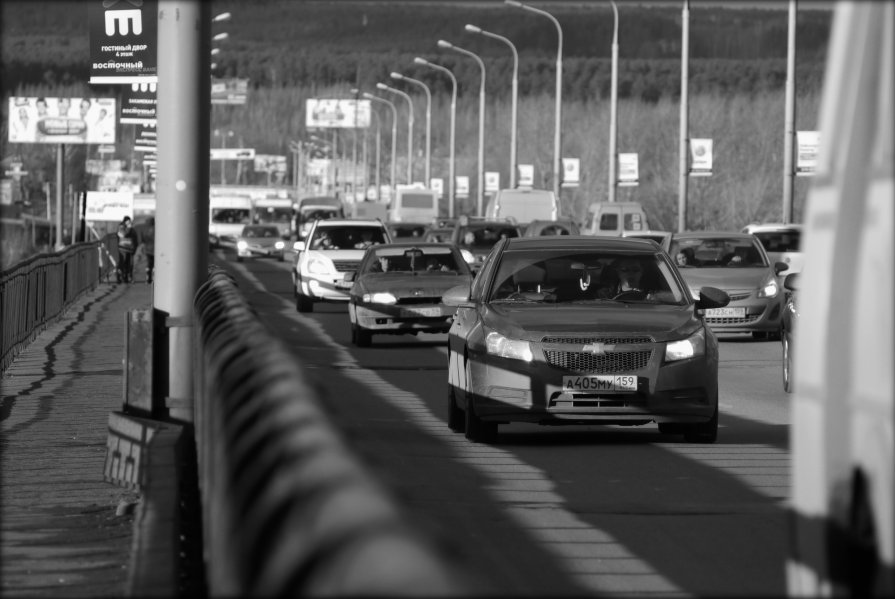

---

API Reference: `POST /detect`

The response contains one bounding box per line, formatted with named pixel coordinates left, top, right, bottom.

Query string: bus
left=786, top=3, right=893, bottom=596
left=208, top=191, right=252, bottom=249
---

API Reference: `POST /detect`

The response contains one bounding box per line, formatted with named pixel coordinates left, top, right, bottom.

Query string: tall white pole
left=392, top=73, right=432, bottom=186
left=782, top=0, right=797, bottom=224
left=505, top=1, right=562, bottom=196
left=365, top=93, right=398, bottom=195
left=678, top=0, right=690, bottom=233
left=156, top=0, right=210, bottom=421
left=608, top=1, right=619, bottom=203
left=466, top=25, right=518, bottom=189
left=415, top=57, right=457, bottom=217
left=439, top=40, right=486, bottom=216
left=378, top=83, right=414, bottom=185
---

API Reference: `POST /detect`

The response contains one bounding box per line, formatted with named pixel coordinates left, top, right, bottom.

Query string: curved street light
left=505, top=0, right=563, bottom=197
left=392, top=72, right=432, bottom=187
left=363, top=93, right=398, bottom=194
left=377, top=82, right=414, bottom=185
left=415, top=57, right=458, bottom=218
left=438, top=39, right=486, bottom=216
left=609, top=0, right=619, bottom=202
left=465, top=24, right=518, bottom=189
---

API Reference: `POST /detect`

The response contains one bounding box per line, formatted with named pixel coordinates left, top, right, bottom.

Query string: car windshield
left=362, top=246, right=463, bottom=274
left=459, top=225, right=519, bottom=250
left=487, top=249, right=687, bottom=305
left=754, top=230, right=801, bottom=253
left=310, top=226, right=386, bottom=250
left=668, top=237, right=768, bottom=268
left=300, top=208, right=339, bottom=223
left=241, top=225, right=280, bottom=238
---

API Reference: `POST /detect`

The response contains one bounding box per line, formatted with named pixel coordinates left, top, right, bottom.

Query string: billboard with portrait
left=8, top=97, right=117, bottom=144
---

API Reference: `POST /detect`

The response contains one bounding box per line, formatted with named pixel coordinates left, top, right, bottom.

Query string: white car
left=291, top=219, right=391, bottom=312
left=741, top=223, right=803, bottom=276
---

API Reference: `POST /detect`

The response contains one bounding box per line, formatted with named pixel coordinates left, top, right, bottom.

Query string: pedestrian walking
left=116, top=216, right=139, bottom=283
left=137, top=217, right=156, bottom=284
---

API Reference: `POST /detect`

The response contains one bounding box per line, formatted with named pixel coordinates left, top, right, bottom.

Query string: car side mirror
left=695, top=286, right=730, bottom=310
left=774, top=261, right=790, bottom=275
left=783, top=272, right=799, bottom=291
left=294, top=240, right=306, bottom=252
left=442, top=284, right=472, bottom=307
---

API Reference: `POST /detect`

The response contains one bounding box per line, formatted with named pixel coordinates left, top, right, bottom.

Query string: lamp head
left=437, top=40, right=452, bottom=49
left=390, top=72, right=404, bottom=80
left=362, top=92, right=374, bottom=99
left=212, top=12, right=231, bottom=22
left=413, top=57, right=428, bottom=66
left=465, top=24, right=482, bottom=34
left=212, top=32, right=229, bottom=42
left=376, top=82, right=388, bottom=90
left=350, top=87, right=360, bottom=94
left=505, top=0, right=523, bottom=7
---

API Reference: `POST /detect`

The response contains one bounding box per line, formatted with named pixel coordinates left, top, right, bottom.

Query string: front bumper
left=465, top=348, right=717, bottom=425
left=355, top=303, right=454, bottom=334
left=703, top=295, right=784, bottom=333
left=301, top=273, right=353, bottom=301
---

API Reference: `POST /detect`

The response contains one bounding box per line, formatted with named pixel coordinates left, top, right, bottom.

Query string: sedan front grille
left=726, top=292, right=752, bottom=302
left=542, top=336, right=653, bottom=345
left=543, top=349, right=653, bottom=374
left=333, top=260, right=360, bottom=273
left=706, top=314, right=761, bottom=325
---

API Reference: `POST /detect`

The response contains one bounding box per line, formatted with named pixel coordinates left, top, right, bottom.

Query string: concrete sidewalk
left=1, top=279, right=151, bottom=597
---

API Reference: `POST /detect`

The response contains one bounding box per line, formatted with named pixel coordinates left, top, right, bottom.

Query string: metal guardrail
left=1, top=235, right=117, bottom=372
left=193, top=268, right=478, bottom=595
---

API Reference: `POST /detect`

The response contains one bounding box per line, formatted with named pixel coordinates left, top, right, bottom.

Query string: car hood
left=357, top=273, right=472, bottom=298
left=308, top=249, right=366, bottom=261
left=481, top=303, right=700, bottom=342
left=676, top=268, right=770, bottom=292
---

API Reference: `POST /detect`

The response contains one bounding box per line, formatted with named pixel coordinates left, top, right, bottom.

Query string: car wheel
left=353, top=323, right=372, bottom=347
left=447, top=373, right=465, bottom=433
left=684, top=407, right=718, bottom=444
left=296, top=291, right=314, bottom=313
left=782, top=333, right=793, bottom=393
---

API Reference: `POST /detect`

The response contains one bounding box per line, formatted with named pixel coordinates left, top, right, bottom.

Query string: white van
left=208, top=194, right=253, bottom=248
left=484, top=187, right=558, bottom=225
left=388, top=185, right=439, bottom=223
left=582, top=201, right=650, bottom=236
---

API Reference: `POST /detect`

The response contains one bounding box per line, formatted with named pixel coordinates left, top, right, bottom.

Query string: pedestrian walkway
left=1, top=279, right=152, bottom=597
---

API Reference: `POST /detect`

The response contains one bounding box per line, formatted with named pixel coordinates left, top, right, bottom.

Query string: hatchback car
left=345, top=243, right=473, bottom=346
left=451, top=218, right=522, bottom=270
left=235, top=224, right=287, bottom=262
left=668, top=232, right=789, bottom=339
left=523, top=219, right=580, bottom=237
left=443, top=236, right=730, bottom=443
left=292, top=219, right=391, bottom=312
left=781, top=272, right=799, bottom=393
left=741, top=223, right=803, bottom=276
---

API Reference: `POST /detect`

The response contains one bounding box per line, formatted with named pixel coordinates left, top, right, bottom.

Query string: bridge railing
left=1, top=235, right=117, bottom=372
left=192, top=267, right=480, bottom=595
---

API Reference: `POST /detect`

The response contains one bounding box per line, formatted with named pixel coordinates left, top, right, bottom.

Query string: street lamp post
left=414, top=57, right=457, bottom=218
left=608, top=1, right=619, bottom=202
left=377, top=82, right=414, bottom=185
left=364, top=93, right=398, bottom=196
left=438, top=39, right=486, bottom=216
left=391, top=72, right=432, bottom=187
left=465, top=24, right=518, bottom=189
left=370, top=108, right=382, bottom=201
left=350, top=88, right=362, bottom=202
left=213, top=128, right=234, bottom=184
left=505, top=0, right=562, bottom=197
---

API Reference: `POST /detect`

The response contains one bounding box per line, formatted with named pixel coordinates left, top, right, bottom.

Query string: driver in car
left=598, top=258, right=649, bottom=299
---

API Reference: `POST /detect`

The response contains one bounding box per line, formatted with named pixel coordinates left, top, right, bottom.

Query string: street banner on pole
left=88, top=0, right=158, bottom=84
left=431, top=178, right=444, bottom=198
left=120, top=82, right=157, bottom=125
left=689, top=139, right=713, bottom=176
left=796, top=131, right=819, bottom=176
left=485, top=171, right=500, bottom=193
left=456, top=176, right=470, bottom=198
left=618, top=153, right=639, bottom=187
left=561, top=158, right=580, bottom=187
left=517, top=164, right=534, bottom=187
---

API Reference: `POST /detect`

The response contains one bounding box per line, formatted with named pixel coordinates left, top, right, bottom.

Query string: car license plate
left=562, top=375, right=638, bottom=392
left=401, top=306, right=442, bottom=317
left=705, top=307, right=746, bottom=318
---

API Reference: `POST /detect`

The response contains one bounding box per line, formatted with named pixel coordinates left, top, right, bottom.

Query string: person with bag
left=116, top=216, right=139, bottom=283
left=136, top=217, right=156, bottom=284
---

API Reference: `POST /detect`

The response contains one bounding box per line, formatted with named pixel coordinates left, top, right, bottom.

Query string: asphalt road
left=216, top=252, right=790, bottom=597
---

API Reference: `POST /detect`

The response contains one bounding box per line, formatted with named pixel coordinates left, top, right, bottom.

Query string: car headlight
left=461, top=249, right=475, bottom=264
left=306, top=253, right=336, bottom=275
left=665, top=328, right=706, bottom=362
left=362, top=292, right=397, bottom=304
left=757, top=276, right=779, bottom=298
left=236, top=240, right=248, bottom=250
left=485, top=330, right=533, bottom=362
left=275, top=241, right=285, bottom=250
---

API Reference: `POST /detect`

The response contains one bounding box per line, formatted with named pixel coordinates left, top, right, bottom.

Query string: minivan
left=484, top=187, right=558, bottom=225
left=582, top=201, right=650, bottom=236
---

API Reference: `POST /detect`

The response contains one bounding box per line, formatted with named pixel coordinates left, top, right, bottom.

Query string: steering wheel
left=612, top=289, right=648, bottom=300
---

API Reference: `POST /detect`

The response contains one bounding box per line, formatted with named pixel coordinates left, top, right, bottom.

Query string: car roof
left=672, top=231, right=756, bottom=240
left=503, top=235, right=662, bottom=252
left=741, top=223, right=803, bottom=232
left=314, top=219, right=385, bottom=227
left=367, top=241, right=457, bottom=250
left=458, top=220, right=519, bottom=228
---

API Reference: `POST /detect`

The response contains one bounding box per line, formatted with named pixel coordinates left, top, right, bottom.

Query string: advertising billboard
left=88, top=0, right=158, bottom=84
left=306, top=99, right=371, bottom=128
left=8, top=97, right=117, bottom=144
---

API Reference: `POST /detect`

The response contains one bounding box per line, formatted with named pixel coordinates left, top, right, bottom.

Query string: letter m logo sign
left=103, top=0, right=144, bottom=36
